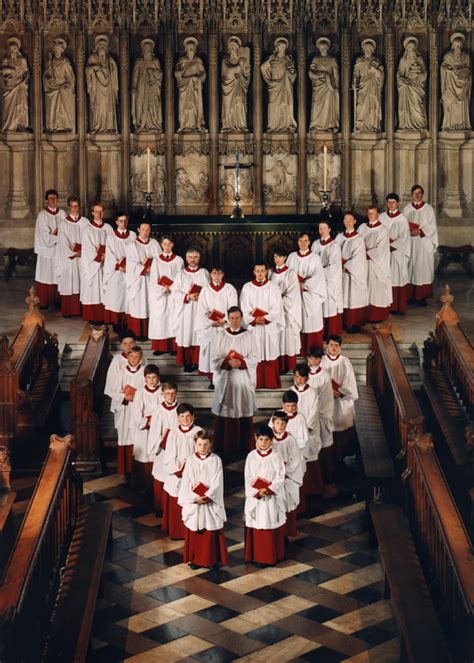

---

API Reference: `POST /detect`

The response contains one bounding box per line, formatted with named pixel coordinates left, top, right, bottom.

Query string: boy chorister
left=149, top=381, right=179, bottom=514
left=110, top=346, right=145, bottom=476
left=321, top=334, right=359, bottom=463
left=162, top=404, right=203, bottom=539
left=307, top=347, right=337, bottom=498
left=281, top=390, right=310, bottom=457
left=269, top=411, right=304, bottom=537
left=178, top=430, right=229, bottom=569
left=57, top=195, right=88, bottom=317
left=130, top=364, right=162, bottom=492
left=104, top=331, right=137, bottom=400
left=103, top=213, right=136, bottom=328
left=244, top=424, right=286, bottom=567
left=291, top=363, right=324, bottom=498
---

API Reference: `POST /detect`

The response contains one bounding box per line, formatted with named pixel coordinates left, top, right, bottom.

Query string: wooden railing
left=436, top=321, right=474, bottom=420
left=404, top=434, right=474, bottom=661
left=0, top=435, right=81, bottom=663
left=70, top=326, right=111, bottom=474
left=367, top=323, right=425, bottom=457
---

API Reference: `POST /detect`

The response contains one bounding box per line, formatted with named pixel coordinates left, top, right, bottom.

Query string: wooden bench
left=370, top=502, right=451, bottom=663
left=404, top=435, right=474, bottom=662
left=0, top=435, right=112, bottom=663
left=366, top=323, right=425, bottom=459
left=0, top=286, right=60, bottom=488
left=0, top=491, right=16, bottom=575
left=70, top=325, right=111, bottom=475
left=354, top=384, right=396, bottom=503
left=435, top=244, right=473, bottom=277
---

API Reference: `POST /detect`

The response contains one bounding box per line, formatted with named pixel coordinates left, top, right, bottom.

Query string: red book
left=192, top=482, right=209, bottom=497
left=141, top=257, right=153, bottom=275
left=409, top=222, right=420, bottom=231
left=188, top=283, right=202, bottom=296
left=225, top=350, right=245, bottom=363
left=297, top=274, right=305, bottom=283
left=158, top=274, right=174, bottom=287
left=123, top=384, right=137, bottom=399
left=251, top=307, right=268, bottom=319
left=72, top=242, right=82, bottom=253
left=97, top=244, right=106, bottom=257
left=209, top=309, right=225, bottom=322
left=118, top=256, right=126, bottom=269
left=252, top=477, right=271, bottom=490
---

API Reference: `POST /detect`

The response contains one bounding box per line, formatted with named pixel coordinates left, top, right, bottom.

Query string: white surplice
left=34, top=207, right=66, bottom=284
left=270, top=430, right=304, bottom=512
left=195, top=281, right=238, bottom=374
left=150, top=401, right=179, bottom=482
left=109, top=363, right=145, bottom=445
left=269, top=266, right=302, bottom=358
left=210, top=327, right=258, bottom=418
left=290, top=384, right=321, bottom=461
left=287, top=251, right=327, bottom=334
left=129, top=384, right=163, bottom=462
left=239, top=279, right=284, bottom=362
left=148, top=253, right=184, bottom=341
left=178, top=452, right=227, bottom=531
left=244, top=448, right=286, bottom=529
left=308, top=366, right=334, bottom=448
left=380, top=211, right=410, bottom=288
left=402, top=201, right=438, bottom=288
left=163, top=424, right=204, bottom=498
left=171, top=267, right=210, bottom=348
left=358, top=221, right=392, bottom=308
left=126, top=237, right=160, bottom=319
left=103, top=229, right=136, bottom=314
left=336, top=231, right=369, bottom=310
left=80, top=221, right=111, bottom=305
left=56, top=215, right=89, bottom=296
left=321, top=353, right=358, bottom=431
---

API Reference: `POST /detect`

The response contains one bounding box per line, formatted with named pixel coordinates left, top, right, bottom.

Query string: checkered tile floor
left=86, top=461, right=400, bottom=662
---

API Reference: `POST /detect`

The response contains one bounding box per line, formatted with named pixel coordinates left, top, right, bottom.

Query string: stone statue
left=352, top=38, right=384, bottom=132
left=261, top=37, right=297, bottom=133
left=309, top=37, right=340, bottom=132
left=43, top=37, right=75, bottom=133
left=397, top=36, right=427, bottom=131
left=1, top=37, right=30, bottom=131
left=85, top=34, right=118, bottom=133
left=175, top=37, right=206, bottom=133
left=131, top=38, right=163, bottom=133
left=153, top=164, right=165, bottom=203
left=221, top=36, right=251, bottom=133
left=441, top=32, right=472, bottom=131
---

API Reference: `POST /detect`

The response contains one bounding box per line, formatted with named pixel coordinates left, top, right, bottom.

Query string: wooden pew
left=70, top=325, right=111, bottom=475
left=0, top=435, right=112, bottom=663
left=404, top=434, right=474, bottom=662
left=0, top=491, right=16, bottom=574
left=354, top=384, right=396, bottom=503
left=366, top=323, right=425, bottom=459
left=0, top=286, right=60, bottom=488
left=370, top=502, right=451, bottom=663
left=421, top=285, right=474, bottom=535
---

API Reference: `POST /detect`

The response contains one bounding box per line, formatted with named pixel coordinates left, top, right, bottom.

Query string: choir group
left=32, top=184, right=438, bottom=568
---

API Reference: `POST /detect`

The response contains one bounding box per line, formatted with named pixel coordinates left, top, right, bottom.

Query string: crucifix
left=223, top=151, right=250, bottom=220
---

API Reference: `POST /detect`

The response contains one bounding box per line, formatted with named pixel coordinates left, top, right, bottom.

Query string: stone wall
left=0, top=0, right=472, bottom=223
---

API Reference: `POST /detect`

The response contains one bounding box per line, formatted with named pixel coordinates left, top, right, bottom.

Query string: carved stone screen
left=0, top=0, right=472, bottom=221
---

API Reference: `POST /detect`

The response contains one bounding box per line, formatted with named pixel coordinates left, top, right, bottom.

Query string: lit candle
left=323, top=144, right=327, bottom=191
left=146, top=147, right=151, bottom=193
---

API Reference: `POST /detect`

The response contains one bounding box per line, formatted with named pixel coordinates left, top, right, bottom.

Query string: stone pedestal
left=42, top=134, right=79, bottom=206
left=351, top=132, right=384, bottom=211
left=87, top=134, right=122, bottom=215
left=394, top=131, right=430, bottom=203
left=5, top=133, right=32, bottom=219
left=440, top=132, right=468, bottom=217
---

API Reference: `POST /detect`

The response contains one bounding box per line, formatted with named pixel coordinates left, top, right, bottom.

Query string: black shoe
left=208, top=382, right=215, bottom=390
left=347, top=326, right=361, bottom=334
left=416, top=299, right=427, bottom=307
left=183, top=365, right=193, bottom=373
left=153, top=350, right=164, bottom=356
left=188, top=364, right=198, bottom=373
left=169, top=350, right=177, bottom=356
left=188, top=563, right=199, bottom=570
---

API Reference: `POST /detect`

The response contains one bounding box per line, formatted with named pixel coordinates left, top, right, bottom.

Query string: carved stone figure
left=261, top=37, right=297, bottom=133
left=85, top=34, right=118, bottom=133
left=1, top=37, right=30, bottom=131
left=175, top=37, right=206, bottom=133
left=397, top=36, right=427, bottom=131
left=441, top=32, right=472, bottom=131
left=352, top=38, right=384, bottom=132
left=221, top=36, right=250, bottom=132
left=175, top=167, right=198, bottom=201
left=265, top=158, right=295, bottom=200
left=309, top=37, right=340, bottom=132
left=153, top=163, right=165, bottom=203
left=43, top=37, right=75, bottom=132
left=131, top=38, right=163, bottom=133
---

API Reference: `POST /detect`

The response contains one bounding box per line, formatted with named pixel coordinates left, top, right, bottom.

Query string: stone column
left=164, top=27, right=175, bottom=214
left=208, top=28, right=219, bottom=214
left=32, top=32, right=43, bottom=211
left=384, top=29, right=395, bottom=195
left=76, top=32, right=87, bottom=209
left=252, top=28, right=263, bottom=214
left=341, top=29, right=351, bottom=209
left=428, top=29, right=439, bottom=209
left=440, top=136, right=464, bottom=216
left=119, top=32, right=130, bottom=212
left=7, top=134, right=31, bottom=218
left=296, top=27, right=307, bottom=215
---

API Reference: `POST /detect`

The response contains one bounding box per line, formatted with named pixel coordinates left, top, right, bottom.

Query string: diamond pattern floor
left=86, top=463, right=400, bottom=663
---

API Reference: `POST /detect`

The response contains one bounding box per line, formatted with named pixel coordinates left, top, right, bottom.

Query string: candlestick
left=146, top=147, right=151, bottom=193
left=323, top=144, right=328, bottom=191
